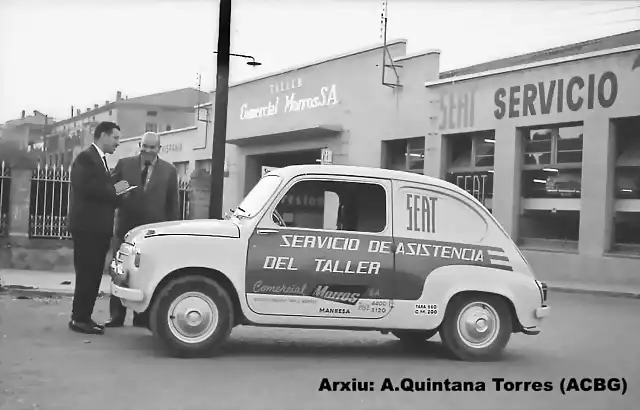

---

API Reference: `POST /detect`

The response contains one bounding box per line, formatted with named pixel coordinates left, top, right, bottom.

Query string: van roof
left=268, top=164, right=482, bottom=203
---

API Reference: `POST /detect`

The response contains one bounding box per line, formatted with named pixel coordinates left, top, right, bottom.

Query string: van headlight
left=120, top=243, right=134, bottom=255
left=535, top=280, right=548, bottom=303
left=133, top=248, right=142, bottom=268
left=109, top=258, right=128, bottom=285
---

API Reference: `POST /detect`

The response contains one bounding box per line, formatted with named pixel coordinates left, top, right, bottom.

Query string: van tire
left=149, top=275, right=234, bottom=358
left=439, top=293, right=512, bottom=361
left=392, top=329, right=438, bottom=345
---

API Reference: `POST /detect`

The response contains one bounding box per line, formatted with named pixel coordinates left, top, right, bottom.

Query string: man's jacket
left=111, top=155, right=180, bottom=240
left=68, top=145, right=122, bottom=235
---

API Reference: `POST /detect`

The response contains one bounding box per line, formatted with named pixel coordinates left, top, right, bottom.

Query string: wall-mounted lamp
left=213, top=51, right=262, bottom=66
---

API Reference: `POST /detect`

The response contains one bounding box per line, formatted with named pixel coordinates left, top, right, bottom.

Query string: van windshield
left=235, top=174, right=283, bottom=218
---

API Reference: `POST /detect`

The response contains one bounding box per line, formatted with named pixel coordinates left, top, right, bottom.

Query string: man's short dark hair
left=94, top=121, right=121, bottom=140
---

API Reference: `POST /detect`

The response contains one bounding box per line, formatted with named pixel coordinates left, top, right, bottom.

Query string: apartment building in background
left=0, top=110, right=54, bottom=152
left=42, top=87, right=209, bottom=167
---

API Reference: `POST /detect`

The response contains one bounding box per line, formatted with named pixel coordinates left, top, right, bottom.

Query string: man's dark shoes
left=69, top=319, right=105, bottom=335
left=105, top=317, right=125, bottom=328
left=91, top=319, right=105, bottom=330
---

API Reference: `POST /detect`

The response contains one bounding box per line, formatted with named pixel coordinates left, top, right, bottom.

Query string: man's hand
left=114, top=180, right=130, bottom=195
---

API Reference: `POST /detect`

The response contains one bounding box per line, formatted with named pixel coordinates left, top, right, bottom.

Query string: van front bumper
left=111, top=281, right=144, bottom=302
left=520, top=305, right=550, bottom=335
left=535, top=305, right=550, bottom=319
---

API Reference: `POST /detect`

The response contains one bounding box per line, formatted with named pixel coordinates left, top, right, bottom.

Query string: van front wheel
left=439, top=294, right=512, bottom=361
left=149, top=276, right=234, bottom=358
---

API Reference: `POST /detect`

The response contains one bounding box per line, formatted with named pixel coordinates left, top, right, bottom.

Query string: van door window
left=245, top=177, right=394, bottom=320
left=274, top=179, right=387, bottom=233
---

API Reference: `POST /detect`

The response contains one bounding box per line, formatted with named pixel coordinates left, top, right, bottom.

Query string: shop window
left=518, top=123, right=583, bottom=251
left=195, top=159, right=211, bottom=173
left=173, top=161, right=189, bottom=178
left=519, top=210, right=580, bottom=249
left=445, top=130, right=495, bottom=211
left=382, top=137, right=424, bottom=174
left=273, top=179, right=387, bottom=233
left=145, top=123, right=158, bottom=133
left=612, top=116, right=640, bottom=254
left=521, top=124, right=583, bottom=198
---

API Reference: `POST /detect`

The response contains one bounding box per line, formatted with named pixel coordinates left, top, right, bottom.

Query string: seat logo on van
left=311, top=285, right=368, bottom=305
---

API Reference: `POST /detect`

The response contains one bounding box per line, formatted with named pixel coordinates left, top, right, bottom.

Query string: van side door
left=245, top=175, right=394, bottom=320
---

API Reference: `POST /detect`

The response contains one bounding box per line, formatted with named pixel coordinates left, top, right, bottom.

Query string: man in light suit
left=105, top=131, right=180, bottom=328
left=67, top=121, right=130, bottom=335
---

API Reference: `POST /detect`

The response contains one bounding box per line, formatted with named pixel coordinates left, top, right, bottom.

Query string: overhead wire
left=583, top=5, right=640, bottom=16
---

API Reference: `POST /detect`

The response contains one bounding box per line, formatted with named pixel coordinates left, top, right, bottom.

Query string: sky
left=1, top=0, right=639, bottom=123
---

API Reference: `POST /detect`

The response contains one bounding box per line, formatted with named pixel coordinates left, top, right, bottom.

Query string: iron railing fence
left=29, top=166, right=192, bottom=239
left=29, top=164, right=71, bottom=238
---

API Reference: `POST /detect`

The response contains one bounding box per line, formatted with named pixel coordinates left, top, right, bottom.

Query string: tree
left=0, top=140, right=39, bottom=168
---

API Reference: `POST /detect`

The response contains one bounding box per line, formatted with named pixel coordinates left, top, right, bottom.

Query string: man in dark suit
left=68, top=121, right=131, bottom=335
left=105, top=131, right=180, bottom=328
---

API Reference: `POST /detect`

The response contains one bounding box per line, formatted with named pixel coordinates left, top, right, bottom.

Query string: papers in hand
left=116, top=185, right=137, bottom=195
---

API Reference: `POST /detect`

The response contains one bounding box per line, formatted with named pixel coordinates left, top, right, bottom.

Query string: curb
left=0, top=287, right=109, bottom=299
left=1, top=285, right=639, bottom=300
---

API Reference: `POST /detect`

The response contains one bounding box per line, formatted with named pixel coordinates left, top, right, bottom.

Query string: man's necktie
left=141, top=164, right=150, bottom=188
left=102, top=157, right=109, bottom=174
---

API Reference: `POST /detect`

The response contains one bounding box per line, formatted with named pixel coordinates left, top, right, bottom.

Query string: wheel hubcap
left=167, top=292, right=219, bottom=344
left=456, top=302, right=499, bottom=349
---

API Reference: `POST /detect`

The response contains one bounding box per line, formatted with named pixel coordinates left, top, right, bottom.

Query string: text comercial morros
left=240, top=85, right=339, bottom=120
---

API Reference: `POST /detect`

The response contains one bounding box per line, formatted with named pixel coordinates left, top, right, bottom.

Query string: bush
left=0, top=140, right=39, bottom=168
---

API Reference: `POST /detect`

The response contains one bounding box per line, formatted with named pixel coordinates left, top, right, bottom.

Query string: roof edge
left=53, top=87, right=207, bottom=126
left=424, top=44, right=640, bottom=87
left=119, top=125, right=198, bottom=143
left=439, top=29, right=640, bottom=79
left=395, top=49, right=441, bottom=62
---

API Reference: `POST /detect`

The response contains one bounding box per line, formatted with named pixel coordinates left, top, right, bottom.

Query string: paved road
left=0, top=292, right=638, bottom=410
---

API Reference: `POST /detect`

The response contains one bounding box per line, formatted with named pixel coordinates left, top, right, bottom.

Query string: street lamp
left=208, top=0, right=261, bottom=220
left=214, top=51, right=262, bottom=67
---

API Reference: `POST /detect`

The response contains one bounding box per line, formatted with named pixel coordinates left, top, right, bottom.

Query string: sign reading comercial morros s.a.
left=240, top=77, right=339, bottom=120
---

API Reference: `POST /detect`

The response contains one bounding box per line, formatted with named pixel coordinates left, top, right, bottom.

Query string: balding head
left=139, top=132, right=161, bottom=164
left=141, top=132, right=160, bottom=147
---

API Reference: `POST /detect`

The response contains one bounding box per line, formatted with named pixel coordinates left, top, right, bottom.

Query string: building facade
left=110, top=39, right=441, bottom=198
left=110, top=31, right=640, bottom=287
left=43, top=88, right=208, bottom=167
left=0, top=110, right=53, bottom=152
left=426, top=43, right=640, bottom=287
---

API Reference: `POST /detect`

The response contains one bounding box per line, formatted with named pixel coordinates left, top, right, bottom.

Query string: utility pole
left=208, top=0, right=232, bottom=220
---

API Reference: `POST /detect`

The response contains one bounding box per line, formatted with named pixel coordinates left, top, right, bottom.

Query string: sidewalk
left=1, top=268, right=640, bottom=299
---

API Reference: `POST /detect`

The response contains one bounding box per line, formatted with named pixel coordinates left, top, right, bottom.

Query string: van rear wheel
left=392, top=329, right=438, bottom=345
left=439, top=293, right=512, bottom=361
left=149, top=275, right=234, bottom=358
